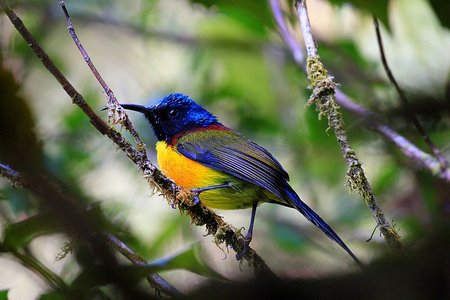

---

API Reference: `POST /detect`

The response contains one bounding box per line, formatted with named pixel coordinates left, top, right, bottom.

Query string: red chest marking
left=169, top=124, right=230, bottom=146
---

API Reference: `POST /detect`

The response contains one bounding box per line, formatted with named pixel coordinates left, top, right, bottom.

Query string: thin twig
left=335, top=90, right=450, bottom=181
left=0, top=162, right=181, bottom=297
left=0, top=163, right=20, bottom=184
left=9, top=246, right=69, bottom=291
left=373, top=17, right=449, bottom=172
left=59, top=1, right=145, bottom=151
left=73, top=12, right=274, bottom=52
left=58, top=1, right=274, bottom=277
left=0, top=0, right=274, bottom=278
left=293, top=0, right=402, bottom=251
left=269, top=0, right=450, bottom=183
left=36, top=1, right=450, bottom=182
left=104, top=233, right=185, bottom=298
left=295, top=0, right=316, bottom=58
left=269, top=0, right=304, bottom=65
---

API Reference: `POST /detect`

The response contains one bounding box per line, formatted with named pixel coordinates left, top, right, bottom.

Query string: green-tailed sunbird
left=121, top=93, right=360, bottom=265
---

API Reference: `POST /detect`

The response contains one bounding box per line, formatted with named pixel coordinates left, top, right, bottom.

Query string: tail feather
left=284, top=187, right=362, bottom=267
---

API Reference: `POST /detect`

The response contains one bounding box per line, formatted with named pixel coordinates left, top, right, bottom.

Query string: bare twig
left=293, top=0, right=402, bottom=251
left=58, top=1, right=274, bottom=277
left=0, top=162, right=181, bottom=297
left=33, top=1, right=449, bottom=183
left=295, top=0, right=316, bottom=58
left=373, top=17, right=449, bottom=171
left=335, top=90, right=450, bottom=181
left=269, top=0, right=450, bottom=183
left=104, top=233, right=185, bottom=298
left=0, top=242, right=69, bottom=291
left=0, top=0, right=274, bottom=278
left=59, top=1, right=144, bottom=151
left=0, top=163, right=20, bottom=184
left=57, top=1, right=273, bottom=276
left=269, top=0, right=304, bottom=65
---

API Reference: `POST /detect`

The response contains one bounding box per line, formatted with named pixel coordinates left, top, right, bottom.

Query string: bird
left=121, top=93, right=361, bottom=266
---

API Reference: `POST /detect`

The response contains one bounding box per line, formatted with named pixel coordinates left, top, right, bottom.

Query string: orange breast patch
left=156, top=141, right=226, bottom=190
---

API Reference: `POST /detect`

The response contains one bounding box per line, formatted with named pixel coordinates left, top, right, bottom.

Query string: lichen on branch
left=295, top=0, right=402, bottom=251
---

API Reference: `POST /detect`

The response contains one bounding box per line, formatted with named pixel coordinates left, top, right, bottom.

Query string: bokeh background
left=0, top=0, right=449, bottom=298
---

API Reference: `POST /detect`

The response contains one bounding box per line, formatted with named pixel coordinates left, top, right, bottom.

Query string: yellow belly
left=156, top=141, right=259, bottom=209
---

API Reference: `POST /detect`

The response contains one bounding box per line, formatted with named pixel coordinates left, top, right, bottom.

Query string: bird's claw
left=192, top=193, right=200, bottom=205
left=235, top=236, right=251, bottom=260
left=190, top=188, right=202, bottom=206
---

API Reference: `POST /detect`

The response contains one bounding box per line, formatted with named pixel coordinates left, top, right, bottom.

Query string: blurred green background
left=0, top=0, right=449, bottom=298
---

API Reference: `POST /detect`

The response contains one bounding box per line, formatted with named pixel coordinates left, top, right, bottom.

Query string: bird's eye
left=168, top=109, right=178, bottom=117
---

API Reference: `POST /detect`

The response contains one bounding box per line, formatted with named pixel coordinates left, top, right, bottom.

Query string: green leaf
left=70, top=264, right=164, bottom=291
left=2, top=188, right=36, bottom=215
left=189, top=0, right=273, bottom=35
left=145, top=215, right=186, bottom=258
left=71, top=244, right=223, bottom=291
left=417, top=172, right=439, bottom=216
left=147, top=243, right=225, bottom=280
left=428, top=0, right=450, bottom=29
left=3, top=213, right=63, bottom=250
left=70, top=266, right=135, bottom=291
left=328, top=0, right=390, bottom=29
left=0, top=290, right=8, bottom=300
left=38, top=291, right=66, bottom=300
left=372, top=161, right=400, bottom=194
left=195, top=17, right=276, bottom=127
left=2, top=205, right=115, bottom=251
left=271, top=223, right=308, bottom=253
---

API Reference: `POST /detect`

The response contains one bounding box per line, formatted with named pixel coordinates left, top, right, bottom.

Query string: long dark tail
left=284, top=187, right=362, bottom=267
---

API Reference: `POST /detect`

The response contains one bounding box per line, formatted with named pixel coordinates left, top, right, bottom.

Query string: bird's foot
left=175, top=188, right=199, bottom=207
left=189, top=188, right=202, bottom=206
left=236, top=234, right=252, bottom=260
left=191, top=193, right=201, bottom=206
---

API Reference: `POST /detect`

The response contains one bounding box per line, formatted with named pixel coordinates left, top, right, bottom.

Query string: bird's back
left=156, top=126, right=293, bottom=209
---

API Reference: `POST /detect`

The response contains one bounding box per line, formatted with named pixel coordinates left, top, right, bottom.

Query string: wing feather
left=176, top=129, right=289, bottom=201
left=176, top=128, right=361, bottom=265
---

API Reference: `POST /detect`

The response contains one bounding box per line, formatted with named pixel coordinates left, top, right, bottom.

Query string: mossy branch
left=1, top=0, right=274, bottom=279
left=270, top=0, right=450, bottom=183
left=295, top=0, right=402, bottom=251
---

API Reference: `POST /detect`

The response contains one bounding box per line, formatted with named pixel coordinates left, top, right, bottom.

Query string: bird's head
left=121, top=93, right=219, bottom=142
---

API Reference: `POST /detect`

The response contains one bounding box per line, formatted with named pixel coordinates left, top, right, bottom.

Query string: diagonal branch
left=104, top=233, right=184, bottom=297
left=292, top=0, right=402, bottom=251
left=0, top=241, right=69, bottom=292
left=59, top=1, right=144, bottom=151
left=373, top=17, right=449, bottom=171
left=270, top=0, right=304, bottom=65
left=269, top=0, right=449, bottom=184
left=0, top=163, right=20, bottom=183
left=0, top=163, right=180, bottom=296
left=0, top=0, right=274, bottom=279
left=334, top=90, right=450, bottom=181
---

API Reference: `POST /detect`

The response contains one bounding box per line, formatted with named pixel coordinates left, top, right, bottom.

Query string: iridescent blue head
left=121, top=93, right=220, bottom=142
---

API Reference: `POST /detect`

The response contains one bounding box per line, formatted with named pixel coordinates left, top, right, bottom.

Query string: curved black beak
left=120, top=104, right=151, bottom=114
